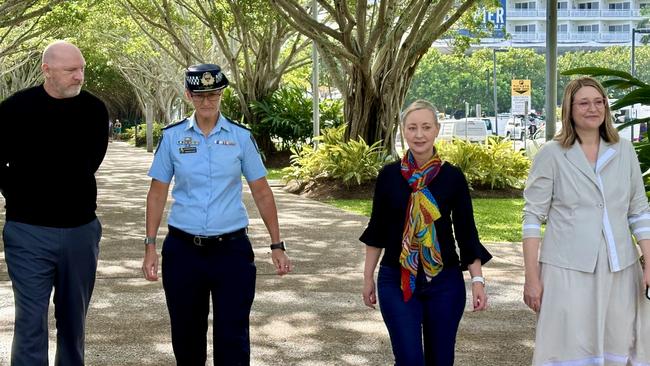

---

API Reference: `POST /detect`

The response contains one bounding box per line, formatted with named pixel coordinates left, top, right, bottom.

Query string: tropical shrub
left=124, top=122, right=164, bottom=147
left=283, top=125, right=390, bottom=186
left=250, top=85, right=344, bottom=150
left=220, top=87, right=244, bottom=123
left=437, top=137, right=531, bottom=189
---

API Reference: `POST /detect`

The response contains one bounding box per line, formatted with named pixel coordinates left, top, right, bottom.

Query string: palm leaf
left=562, top=67, right=647, bottom=88
left=616, top=117, right=650, bottom=131
left=601, top=79, right=640, bottom=90
left=610, top=88, right=650, bottom=110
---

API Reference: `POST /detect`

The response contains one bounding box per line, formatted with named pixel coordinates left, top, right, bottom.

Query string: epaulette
left=224, top=116, right=251, bottom=131
left=162, top=118, right=188, bottom=130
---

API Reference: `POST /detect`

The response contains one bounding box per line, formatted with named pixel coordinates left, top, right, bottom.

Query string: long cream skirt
left=533, top=242, right=650, bottom=366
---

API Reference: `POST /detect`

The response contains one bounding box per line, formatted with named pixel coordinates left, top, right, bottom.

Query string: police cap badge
left=185, top=64, right=229, bottom=93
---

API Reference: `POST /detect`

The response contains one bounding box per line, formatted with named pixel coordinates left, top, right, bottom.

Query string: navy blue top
left=360, top=160, right=492, bottom=270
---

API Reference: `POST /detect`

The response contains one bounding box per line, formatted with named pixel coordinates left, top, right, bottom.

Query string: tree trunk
left=343, top=62, right=411, bottom=155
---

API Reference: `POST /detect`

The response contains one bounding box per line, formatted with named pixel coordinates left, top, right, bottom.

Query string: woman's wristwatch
left=471, top=276, right=485, bottom=285
left=270, top=241, right=286, bottom=251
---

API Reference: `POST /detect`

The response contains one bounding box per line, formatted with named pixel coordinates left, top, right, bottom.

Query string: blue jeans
left=378, top=265, right=466, bottom=366
left=162, top=232, right=256, bottom=366
left=3, top=219, right=101, bottom=366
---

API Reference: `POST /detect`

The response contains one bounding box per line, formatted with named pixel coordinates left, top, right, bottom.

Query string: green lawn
left=324, top=198, right=524, bottom=243
left=266, top=168, right=285, bottom=180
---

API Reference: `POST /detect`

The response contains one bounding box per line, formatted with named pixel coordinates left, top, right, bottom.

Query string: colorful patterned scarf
left=399, top=149, right=444, bottom=302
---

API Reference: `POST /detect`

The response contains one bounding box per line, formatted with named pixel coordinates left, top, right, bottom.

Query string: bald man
left=0, top=40, right=108, bottom=365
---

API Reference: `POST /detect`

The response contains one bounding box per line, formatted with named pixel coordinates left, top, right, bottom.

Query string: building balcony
left=570, top=32, right=599, bottom=41
left=601, top=9, right=641, bottom=17
left=569, top=10, right=601, bottom=17
left=509, top=9, right=642, bottom=18
left=600, top=31, right=631, bottom=41
left=508, top=33, right=614, bottom=42
left=511, top=32, right=544, bottom=41
left=508, top=9, right=544, bottom=17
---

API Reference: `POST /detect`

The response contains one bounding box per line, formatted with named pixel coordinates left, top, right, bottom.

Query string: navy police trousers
left=162, top=230, right=256, bottom=366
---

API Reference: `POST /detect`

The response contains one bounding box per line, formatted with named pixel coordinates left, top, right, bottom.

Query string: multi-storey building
left=476, top=0, right=649, bottom=48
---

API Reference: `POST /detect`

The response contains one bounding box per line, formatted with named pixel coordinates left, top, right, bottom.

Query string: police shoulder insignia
left=163, top=118, right=188, bottom=130
left=154, top=134, right=164, bottom=155
left=224, top=116, right=251, bottom=131
left=249, top=134, right=261, bottom=154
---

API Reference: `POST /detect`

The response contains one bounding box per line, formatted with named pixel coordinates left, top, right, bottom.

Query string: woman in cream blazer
left=522, top=77, right=650, bottom=366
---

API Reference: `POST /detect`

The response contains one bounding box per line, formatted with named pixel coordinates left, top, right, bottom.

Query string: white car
left=437, top=118, right=489, bottom=143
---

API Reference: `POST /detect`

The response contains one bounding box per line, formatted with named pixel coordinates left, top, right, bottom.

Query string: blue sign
left=483, top=0, right=507, bottom=29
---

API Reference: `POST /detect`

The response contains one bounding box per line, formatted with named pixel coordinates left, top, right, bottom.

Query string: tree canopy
left=271, top=0, right=493, bottom=150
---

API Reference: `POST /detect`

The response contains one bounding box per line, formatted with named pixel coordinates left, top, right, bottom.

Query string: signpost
left=511, top=79, right=531, bottom=115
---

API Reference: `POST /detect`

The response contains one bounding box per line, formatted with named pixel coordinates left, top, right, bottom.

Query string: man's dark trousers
left=3, top=218, right=101, bottom=366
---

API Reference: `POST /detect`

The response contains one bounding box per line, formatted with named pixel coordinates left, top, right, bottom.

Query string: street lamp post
left=630, top=28, right=650, bottom=140
left=632, top=28, right=650, bottom=77
left=492, top=48, right=507, bottom=136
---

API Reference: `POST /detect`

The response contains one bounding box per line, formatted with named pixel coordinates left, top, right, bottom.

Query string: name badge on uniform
left=215, top=140, right=236, bottom=146
left=179, top=146, right=197, bottom=154
left=177, top=137, right=199, bottom=154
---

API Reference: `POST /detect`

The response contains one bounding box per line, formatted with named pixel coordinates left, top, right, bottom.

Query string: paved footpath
left=0, top=142, right=535, bottom=365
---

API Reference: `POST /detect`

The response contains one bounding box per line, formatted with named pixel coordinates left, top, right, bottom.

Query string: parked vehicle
left=506, top=116, right=525, bottom=140
left=525, top=122, right=563, bottom=158
left=438, top=118, right=489, bottom=143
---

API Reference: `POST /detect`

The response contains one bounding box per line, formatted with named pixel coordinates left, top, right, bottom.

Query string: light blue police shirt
left=148, top=113, right=267, bottom=236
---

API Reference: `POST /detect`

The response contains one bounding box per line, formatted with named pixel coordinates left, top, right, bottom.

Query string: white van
left=438, top=118, right=489, bottom=143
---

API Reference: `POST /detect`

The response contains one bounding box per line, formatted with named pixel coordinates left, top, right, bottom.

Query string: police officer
left=142, top=63, right=291, bottom=365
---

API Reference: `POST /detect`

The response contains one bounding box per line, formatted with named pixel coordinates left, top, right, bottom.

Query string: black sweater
left=360, top=161, right=492, bottom=270
left=0, top=85, right=108, bottom=227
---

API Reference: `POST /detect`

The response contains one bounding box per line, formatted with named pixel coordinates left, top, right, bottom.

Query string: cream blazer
left=523, top=138, right=650, bottom=272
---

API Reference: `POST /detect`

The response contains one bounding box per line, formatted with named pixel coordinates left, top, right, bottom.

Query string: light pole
left=492, top=48, right=507, bottom=136
left=631, top=28, right=650, bottom=77
left=311, top=0, right=320, bottom=149
left=630, top=28, right=650, bottom=140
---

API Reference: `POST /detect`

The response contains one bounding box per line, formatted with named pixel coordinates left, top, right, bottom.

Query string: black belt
left=168, top=226, right=247, bottom=247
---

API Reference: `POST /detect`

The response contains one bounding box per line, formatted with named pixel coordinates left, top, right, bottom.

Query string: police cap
left=185, top=64, right=229, bottom=93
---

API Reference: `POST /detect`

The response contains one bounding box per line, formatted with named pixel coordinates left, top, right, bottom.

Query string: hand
left=523, top=275, right=544, bottom=313
left=471, top=282, right=488, bottom=311
left=362, top=279, right=377, bottom=309
left=271, top=250, right=292, bottom=276
left=643, top=260, right=650, bottom=288
left=142, top=246, right=159, bottom=281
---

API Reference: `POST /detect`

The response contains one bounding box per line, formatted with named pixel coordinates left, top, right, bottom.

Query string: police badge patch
left=201, top=72, right=215, bottom=88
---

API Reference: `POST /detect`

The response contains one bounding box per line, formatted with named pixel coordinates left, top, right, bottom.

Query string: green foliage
left=282, top=125, right=390, bottom=186
left=251, top=86, right=312, bottom=150
left=437, top=137, right=531, bottom=189
left=220, top=88, right=244, bottom=123
left=250, top=85, right=344, bottom=150
left=124, top=122, right=164, bottom=147
left=407, top=46, right=650, bottom=116
left=408, top=48, right=546, bottom=115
